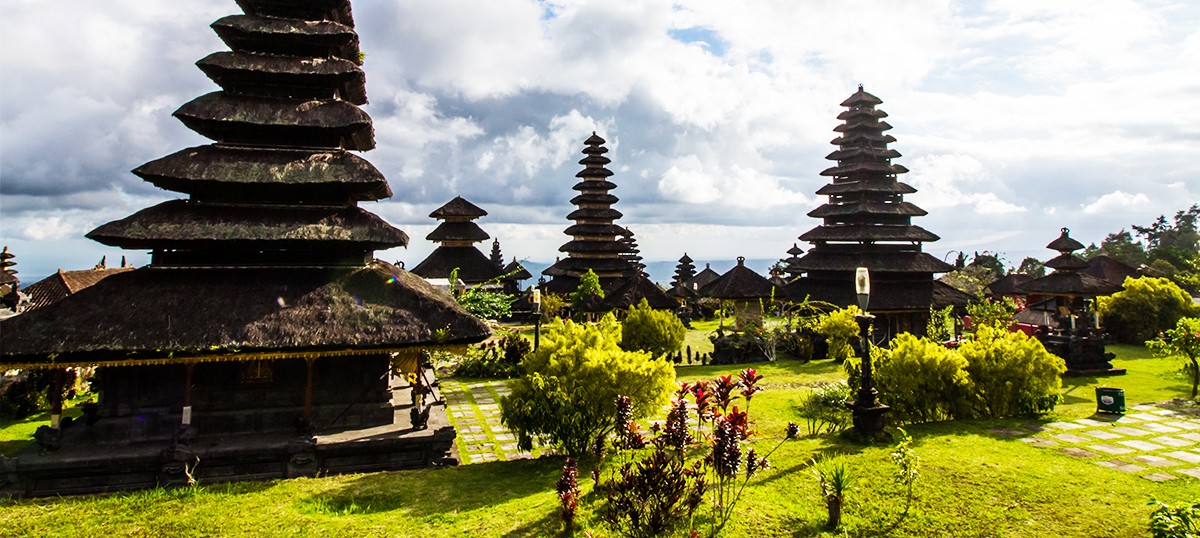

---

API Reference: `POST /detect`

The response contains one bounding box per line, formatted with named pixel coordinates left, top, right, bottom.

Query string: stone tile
left=1074, top=418, right=1113, bottom=427
left=461, top=433, right=488, bottom=442
left=1089, top=444, right=1135, bottom=455
left=1110, top=426, right=1154, bottom=437
left=1165, top=420, right=1200, bottom=431
left=477, top=403, right=500, bottom=410
left=1142, top=472, right=1178, bottom=482
left=1052, top=433, right=1090, bottom=443
left=1120, top=440, right=1167, bottom=451
left=469, top=454, right=487, bottom=463
left=499, top=443, right=519, bottom=451
left=493, top=433, right=515, bottom=441
left=1163, top=451, right=1200, bottom=463
left=1133, top=455, right=1180, bottom=468
left=1177, top=468, right=1200, bottom=479
left=1141, top=423, right=1182, bottom=434
left=1111, top=415, right=1142, bottom=423
left=1095, top=460, right=1146, bottom=472
left=987, top=428, right=1027, bottom=437
left=1080, top=430, right=1124, bottom=440
left=1046, top=421, right=1086, bottom=430
left=1131, top=404, right=1158, bottom=411
left=1151, top=409, right=1182, bottom=417
left=1059, top=447, right=1100, bottom=458
left=1021, top=437, right=1060, bottom=447
left=1020, top=423, right=1050, bottom=433
left=1126, top=412, right=1166, bottom=421
left=1151, top=436, right=1195, bottom=448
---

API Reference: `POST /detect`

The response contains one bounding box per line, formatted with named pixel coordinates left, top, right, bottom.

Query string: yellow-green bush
left=872, top=333, right=972, bottom=423
left=619, top=299, right=686, bottom=358
left=1098, top=276, right=1198, bottom=344
left=817, top=306, right=861, bottom=361
left=958, top=325, right=1065, bottom=418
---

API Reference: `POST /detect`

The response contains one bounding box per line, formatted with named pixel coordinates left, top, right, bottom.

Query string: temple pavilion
left=0, top=0, right=488, bottom=497
left=786, top=86, right=957, bottom=338
left=410, top=196, right=506, bottom=286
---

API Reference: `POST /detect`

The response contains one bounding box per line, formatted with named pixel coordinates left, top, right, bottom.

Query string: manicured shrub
left=499, top=315, right=675, bottom=457
left=795, top=381, right=852, bottom=435
left=958, top=325, right=1065, bottom=418
left=871, top=333, right=972, bottom=423
left=1099, top=276, right=1198, bottom=344
left=620, top=299, right=686, bottom=359
left=816, top=306, right=861, bottom=362
left=1148, top=497, right=1200, bottom=538
left=1146, top=316, right=1200, bottom=400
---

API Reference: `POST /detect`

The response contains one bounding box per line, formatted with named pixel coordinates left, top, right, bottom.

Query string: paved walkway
left=991, top=403, right=1200, bottom=482
left=440, top=379, right=535, bottom=464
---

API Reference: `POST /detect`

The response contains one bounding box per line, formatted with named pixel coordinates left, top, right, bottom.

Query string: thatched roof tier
left=815, top=181, right=916, bottom=195
left=820, top=162, right=909, bottom=176
left=785, top=278, right=937, bottom=312
left=575, top=167, right=614, bottom=179
left=833, top=120, right=893, bottom=134
left=197, top=52, right=367, bottom=104
left=799, top=224, right=939, bottom=242
left=559, top=240, right=630, bottom=253
left=570, top=193, right=620, bottom=205
left=566, top=207, right=623, bottom=220
left=932, top=280, right=975, bottom=309
left=583, top=132, right=607, bottom=147
left=409, top=246, right=504, bottom=283
left=1045, top=253, right=1090, bottom=271
left=808, top=201, right=927, bottom=218
left=699, top=258, right=777, bottom=300
left=836, top=107, right=888, bottom=121
left=87, top=200, right=407, bottom=250
left=826, top=147, right=901, bottom=161
left=795, top=251, right=953, bottom=273
left=1047, top=227, right=1085, bottom=253
left=0, top=261, right=489, bottom=364
left=212, top=16, right=359, bottom=62
left=425, top=222, right=489, bottom=243
left=503, top=259, right=532, bottom=281
left=1016, top=272, right=1122, bottom=297
left=667, top=283, right=699, bottom=299
left=830, top=133, right=897, bottom=147
left=175, top=92, right=374, bottom=150
left=688, top=265, right=721, bottom=290
left=579, top=155, right=612, bottom=166
left=134, top=145, right=389, bottom=202
left=985, top=273, right=1034, bottom=297
left=235, top=0, right=354, bottom=25
left=564, top=223, right=628, bottom=236
left=23, top=267, right=135, bottom=312
left=1082, top=255, right=1139, bottom=286
left=573, top=179, right=617, bottom=191
left=840, top=86, right=884, bottom=107
left=605, top=275, right=676, bottom=311
left=430, top=196, right=487, bottom=219
left=542, top=257, right=634, bottom=276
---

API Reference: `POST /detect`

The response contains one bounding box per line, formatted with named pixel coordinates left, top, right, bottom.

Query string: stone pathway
left=440, top=379, right=536, bottom=464
left=993, top=403, right=1200, bottom=482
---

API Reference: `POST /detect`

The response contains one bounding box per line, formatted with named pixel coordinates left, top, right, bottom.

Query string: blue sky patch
left=668, top=26, right=728, bottom=57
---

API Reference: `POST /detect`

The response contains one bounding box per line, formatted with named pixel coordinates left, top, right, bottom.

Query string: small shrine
left=0, top=0, right=488, bottom=497
left=411, top=196, right=506, bottom=286
left=699, top=257, right=778, bottom=328
left=781, top=243, right=806, bottom=282
left=787, top=86, right=954, bottom=339
left=687, top=263, right=722, bottom=291
left=1017, top=228, right=1123, bottom=375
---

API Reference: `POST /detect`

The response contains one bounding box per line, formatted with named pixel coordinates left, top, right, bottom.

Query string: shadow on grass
left=300, top=457, right=562, bottom=517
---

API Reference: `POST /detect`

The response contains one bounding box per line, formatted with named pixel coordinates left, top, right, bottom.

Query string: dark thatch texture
left=985, top=273, right=1034, bottom=296
left=605, top=275, right=677, bottom=311
left=236, top=0, right=355, bottom=26
left=23, top=267, right=136, bottom=311
left=687, top=265, right=721, bottom=290
left=1082, top=255, right=1139, bottom=286
left=1046, top=228, right=1085, bottom=253
left=409, top=246, right=504, bottom=283
left=1016, top=272, right=1123, bottom=297
left=197, top=52, right=367, bottom=104
left=795, top=251, right=953, bottom=273
left=799, top=225, right=939, bottom=242
left=1045, top=253, right=1091, bottom=271
left=785, top=277, right=937, bottom=312
left=175, top=92, right=374, bottom=150
left=932, top=280, right=975, bottom=309
left=134, top=146, right=389, bottom=202
left=0, top=260, right=490, bottom=364
left=699, top=258, right=777, bottom=300
left=502, top=259, right=532, bottom=281
left=212, top=16, right=359, bottom=62
left=87, top=200, right=408, bottom=250
left=808, top=201, right=927, bottom=218
left=430, top=196, right=487, bottom=219
left=426, top=222, right=489, bottom=243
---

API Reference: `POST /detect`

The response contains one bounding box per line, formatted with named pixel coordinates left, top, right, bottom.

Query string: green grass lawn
left=2, top=344, right=1198, bottom=536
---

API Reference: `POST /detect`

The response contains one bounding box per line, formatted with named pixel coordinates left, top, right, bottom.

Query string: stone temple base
left=0, top=372, right=455, bottom=499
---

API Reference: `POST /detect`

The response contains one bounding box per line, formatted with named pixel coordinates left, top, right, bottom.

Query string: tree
left=1146, top=317, right=1200, bottom=400
left=571, top=269, right=604, bottom=306
left=1015, top=257, right=1046, bottom=278
left=620, top=299, right=686, bottom=358
left=499, top=315, right=675, bottom=457
left=1097, top=229, right=1148, bottom=267
left=1097, top=276, right=1198, bottom=344
left=1134, top=204, right=1199, bottom=272
left=816, top=306, right=861, bottom=361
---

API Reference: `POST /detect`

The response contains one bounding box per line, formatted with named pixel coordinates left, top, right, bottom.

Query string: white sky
left=2, top=0, right=1198, bottom=282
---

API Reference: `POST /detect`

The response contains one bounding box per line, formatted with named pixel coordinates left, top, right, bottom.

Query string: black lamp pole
left=849, top=267, right=889, bottom=438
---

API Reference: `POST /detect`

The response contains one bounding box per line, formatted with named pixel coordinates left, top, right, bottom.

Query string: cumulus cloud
left=1082, top=191, right=1152, bottom=214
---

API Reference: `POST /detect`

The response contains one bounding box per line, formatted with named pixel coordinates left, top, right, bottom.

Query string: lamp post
left=533, top=277, right=544, bottom=351
left=848, top=267, right=890, bottom=439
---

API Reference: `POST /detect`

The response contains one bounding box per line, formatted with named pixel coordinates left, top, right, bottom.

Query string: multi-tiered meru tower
left=787, top=86, right=954, bottom=338
left=1, top=0, right=488, bottom=497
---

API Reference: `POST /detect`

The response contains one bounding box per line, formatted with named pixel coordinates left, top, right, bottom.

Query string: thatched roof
left=410, top=246, right=504, bottom=283
left=815, top=181, right=916, bottom=195
left=687, top=265, right=721, bottom=290
left=235, top=0, right=355, bottom=26
left=87, top=200, right=407, bottom=250
left=1046, top=228, right=1085, bottom=253
left=0, top=261, right=490, bottom=364
left=699, top=258, right=777, bottom=300
left=604, top=275, right=677, bottom=311
left=559, top=240, right=629, bottom=253
left=197, top=51, right=367, bottom=104
left=795, top=251, right=953, bottom=273
left=573, top=178, right=616, bottom=189
left=667, top=283, right=698, bottom=299
left=23, top=267, right=136, bottom=312
left=212, top=15, right=359, bottom=64
left=840, top=86, right=883, bottom=107
left=1016, top=272, right=1122, bottom=297
left=1082, top=255, right=1139, bottom=286
left=808, top=201, right=927, bottom=218
left=564, top=223, right=628, bottom=236
left=1045, top=253, right=1090, bottom=271
left=567, top=208, right=623, bottom=220
left=932, top=280, right=975, bottom=309
left=799, top=224, right=939, bottom=243
left=430, top=196, right=487, bottom=219
left=820, top=161, right=907, bottom=177
left=826, top=147, right=900, bottom=160
left=542, top=257, right=634, bottom=278
left=175, top=92, right=374, bottom=150
left=426, top=222, right=489, bottom=243
left=502, top=259, right=532, bottom=281
left=785, top=276, right=937, bottom=312
left=570, top=193, right=620, bottom=205
left=134, top=145, right=389, bottom=202
left=985, top=273, right=1033, bottom=296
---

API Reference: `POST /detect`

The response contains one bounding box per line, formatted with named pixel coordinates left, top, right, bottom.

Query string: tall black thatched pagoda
left=786, top=86, right=953, bottom=338
left=542, top=133, right=638, bottom=294
left=0, top=0, right=488, bottom=497
left=411, top=196, right=505, bottom=286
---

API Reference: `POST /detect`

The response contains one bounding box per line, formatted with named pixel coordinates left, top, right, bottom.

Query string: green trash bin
left=1096, top=387, right=1125, bottom=414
